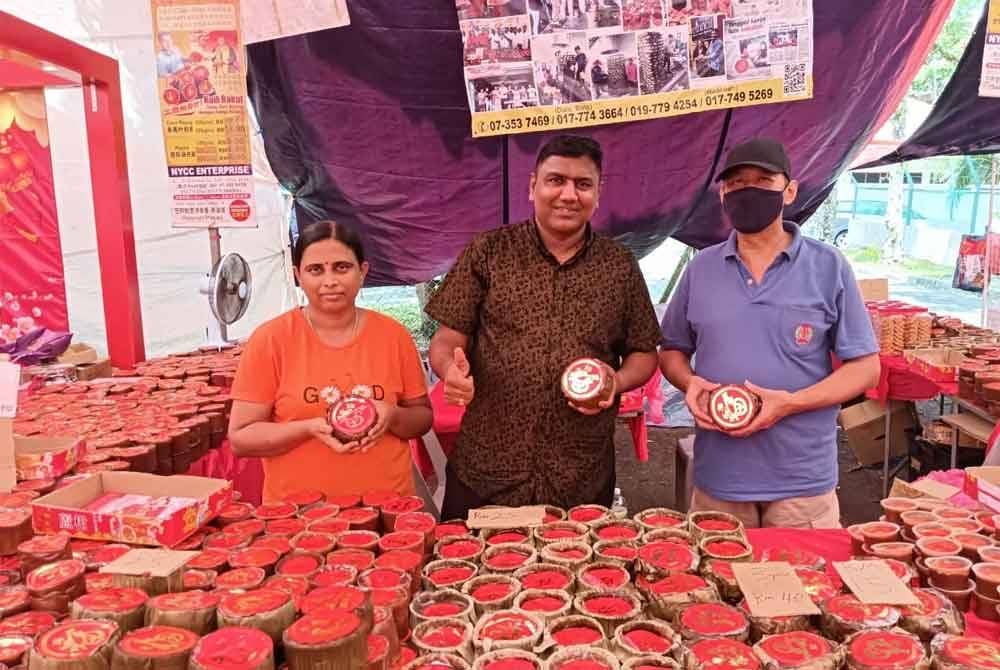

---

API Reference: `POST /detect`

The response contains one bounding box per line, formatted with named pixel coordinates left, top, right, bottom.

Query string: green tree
left=907, top=0, right=983, bottom=104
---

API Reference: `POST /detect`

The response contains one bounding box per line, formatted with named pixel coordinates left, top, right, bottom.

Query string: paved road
left=850, top=261, right=984, bottom=325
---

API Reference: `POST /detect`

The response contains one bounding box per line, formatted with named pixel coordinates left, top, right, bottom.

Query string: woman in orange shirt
left=228, top=221, right=433, bottom=502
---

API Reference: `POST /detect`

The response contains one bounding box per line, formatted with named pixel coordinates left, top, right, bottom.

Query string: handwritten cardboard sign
left=100, top=549, right=198, bottom=578
left=731, top=561, right=820, bottom=617
left=890, top=477, right=959, bottom=501
left=834, top=560, right=919, bottom=606
left=467, top=505, right=545, bottom=529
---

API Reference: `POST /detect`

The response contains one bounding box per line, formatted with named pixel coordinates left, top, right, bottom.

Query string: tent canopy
left=248, top=0, right=953, bottom=286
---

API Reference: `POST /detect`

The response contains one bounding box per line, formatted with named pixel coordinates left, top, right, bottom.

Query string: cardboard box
left=905, top=349, right=967, bottom=383
left=838, top=399, right=915, bottom=466
left=858, top=278, right=889, bottom=302
left=14, top=436, right=85, bottom=481
left=0, top=360, right=21, bottom=491
left=58, top=343, right=97, bottom=366
left=964, top=467, right=1000, bottom=512
left=75, top=359, right=112, bottom=382
left=30, top=471, right=232, bottom=547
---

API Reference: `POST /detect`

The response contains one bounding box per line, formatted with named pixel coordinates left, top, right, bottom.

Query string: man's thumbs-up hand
left=444, top=347, right=475, bottom=406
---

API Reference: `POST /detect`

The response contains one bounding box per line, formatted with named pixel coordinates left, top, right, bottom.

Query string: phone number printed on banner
left=473, top=77, right=806, bottom=138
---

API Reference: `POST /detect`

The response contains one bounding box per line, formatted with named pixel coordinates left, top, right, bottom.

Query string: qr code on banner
left=783, top=63, right=807, bottom=96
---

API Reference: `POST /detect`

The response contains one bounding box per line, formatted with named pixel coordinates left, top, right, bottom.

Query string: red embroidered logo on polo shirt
left=794, top=324, right=813, bottom=346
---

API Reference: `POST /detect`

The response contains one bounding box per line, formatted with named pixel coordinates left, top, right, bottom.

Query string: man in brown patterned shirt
left=426, top=135, right=661, bottom=518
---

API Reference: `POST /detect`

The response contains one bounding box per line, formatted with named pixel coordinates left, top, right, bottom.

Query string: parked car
left=832, top=200, right=927, bottom=248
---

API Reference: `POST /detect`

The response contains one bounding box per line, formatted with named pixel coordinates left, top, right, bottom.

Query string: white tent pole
left=986, top=155, right=998, bottom=328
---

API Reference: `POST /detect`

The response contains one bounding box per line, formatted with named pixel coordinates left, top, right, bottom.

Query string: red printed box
left=30, top=471, right=232, bottom=547
left=15, top=436, right=86, bottom=481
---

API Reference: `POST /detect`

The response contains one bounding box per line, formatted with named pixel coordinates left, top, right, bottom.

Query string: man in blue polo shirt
left=659, top=138, right=880, bottom=528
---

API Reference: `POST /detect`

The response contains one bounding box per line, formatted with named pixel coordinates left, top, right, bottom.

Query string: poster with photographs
left=980, top=0, right=1000, bottom=97
left=456, top=0, right=813, bottom=136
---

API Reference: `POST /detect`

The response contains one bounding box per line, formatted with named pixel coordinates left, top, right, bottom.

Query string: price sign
left=732, top=561, right=819, bottom=617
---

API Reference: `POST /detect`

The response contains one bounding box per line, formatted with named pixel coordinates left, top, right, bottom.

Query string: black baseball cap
left=716, top=138, right=792, bottom=182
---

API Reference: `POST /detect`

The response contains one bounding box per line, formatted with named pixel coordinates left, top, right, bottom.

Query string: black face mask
left=723, top=186, right=785, bottom=234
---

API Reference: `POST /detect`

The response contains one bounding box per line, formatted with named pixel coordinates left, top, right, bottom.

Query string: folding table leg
left=882, top=402, right=892, bottom=498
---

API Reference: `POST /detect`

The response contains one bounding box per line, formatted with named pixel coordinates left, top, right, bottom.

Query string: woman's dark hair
left=535, top=135, right=603, bottom=174
left=292, top=220, right=366, bottom=267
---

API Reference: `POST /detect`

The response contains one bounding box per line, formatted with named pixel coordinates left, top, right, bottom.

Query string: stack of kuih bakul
left=11, top=345, right=241, bottom=490
left=0, top=492, right=998, bottom=670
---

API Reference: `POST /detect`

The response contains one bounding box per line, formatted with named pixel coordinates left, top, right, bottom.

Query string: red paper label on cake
left=0, top=586, right=28, bottom=612
left=520, top=594, right=567, bottom=612
left=369, top=587, right=406, bottom=609
left=622, top=629, right=672, bottom=653
left=215, top=567, right=266, bottom=590
left=205, top=533, right=248, bottom=551
left=376, top=550, right=422, bottom=573
left=485, top=659, right=536, bottom=670
left=794, top=569, right=840, bottom=602
left=0, top=633, right=32, bottom=664
left=704, top=541, right=748, bottom=558
left=440, top=539, right=483, bottom=560
left=368, top=633, right=389, bottom=662
left=848, top=631, right=923, bottom=668
left=119, top=626, right=199, bottom=657
left=230, top=548, right=280, bottom=569
left=708, top=385, right=760, bottom=431
left=638, top=541, right=696, bottom=571
left=285, top=490, right=324, bottom=507
left=302, top=586, right=367, bottom=616
left=395, top=512, right=436, bottom=534
left=581, top=566, right=629, bottom=589
left=429, top=566, right=475, bottom=586
left=487, top=531, right=528, bottom=546
left=520, top=569, right=571, bottom=590
left=188, top=550, right=229, bottom=570
left=549, top=547, right=588, bottom=560
left=825, top=595, right=894, bottom=623
left=471, top=582, right=513, bottom=602
left=640, top=513, right=684, bottom=528
left=75, top=587, right=147, bottom=612
left=338, top=531, right=379, bottom=548
left=568, top=507, right=607, bottom=523
left=26, top=558, right=84, bottom=591
left=255, top=503, right=297, bottom=520
left=0, top=611, right=56, bottom=636
left=363, top=568, right=406, bottom=589
left=582, top=595, right=635, bottom=617
left=87, top=544, right=132, bottom=565
left=680, top=603, right=746, bottom=635
left=757, top=632, right=832, bottom=666
left=422, top=601, right=466, bottom=617
left=287, top=612, right=361, bottom=645
left=184, top=570, right=215, bottom=590
left=382, top=496, right=424, bottom=515
left=690, top=639, right=760, bottom=670
left=380, top=531, right=423, bottom=551
left=301, top=504, right=341, bottom=522
left=641, top=573, right=707, bottom=594
left=541, top=528, right=583, bottom=541
left=899, top=590, right=943, bottom=618
left=555, top=661, right=611, bottom=670
left=708, top=560, right=736, bottom=580
left=152, top=589, right=222, bottom=611
left=219, top=502, right=254, bottom=522
left=595, top=525, right=640, bottom=541
left=328, top=549, right=375, bottom=571
left=478, top=612, right=538, bottom=641
left=939, top=637, right=1000, bottom=670
left=313, top=566, right=357, bottom=588
left=264, top=575, right=311, bottom=599
left=34, top=620, right=117, bottom=660
left=420, top=623, right=467, bottom=648
left=329, top=396, right=379, bottom=440
left=279, top=553, right=322, bottom=576
left=486, top=550, right=531, bottom=569
left=19, top=534, right=70, bottom=554
left=562, top=359, right=609, bottom=402
left=362, top=490, right=397, bottom=508
left=598, top=545, right=638, bottom=561
left=761, top=547, right=821, bottom=568
left=220, top=589, right=290, bottom=617
left=435, top=522, right=470, bottom=540
left=309, top=518, right=351, bottom=535
left=267, top=518, right=307, bottom=536
left=552, top=626, right=602, bottom=646
left=224, top=519, right=267, bottom=539
left=292, top=533, right=337, bottom=553
left=193, top=627, right=273, bottom=669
